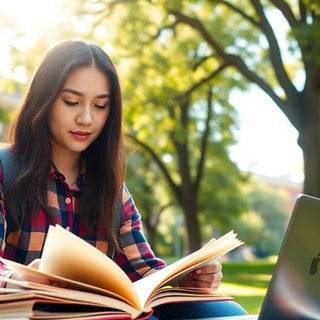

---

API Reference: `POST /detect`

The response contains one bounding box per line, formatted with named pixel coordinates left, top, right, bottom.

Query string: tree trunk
left=302, top=142, right=320, bottom=197
left=299, top=108, right=320, bottom=197
left=182, top=191, right=201, bottom=253
left=144, top=218, right=158, bottom=255
left=298, top=67, right=320, bottom=197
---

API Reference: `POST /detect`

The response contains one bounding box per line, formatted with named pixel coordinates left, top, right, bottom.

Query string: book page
left=0, top=276, right=142, bottom=318
left=0, top=259, right=131, bottom=303
left=147, top=286, right=233, bottom=309
left=38, top=225, right=141, bottom=310
left=134, top=231, right=242, bottom=308
left=0, top=296, right=132, bottom=319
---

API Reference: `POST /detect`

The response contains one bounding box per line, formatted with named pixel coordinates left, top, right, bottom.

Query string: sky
left=0, top=0, right=305, bottom=183
left=229, top=87, right=304, bottom=183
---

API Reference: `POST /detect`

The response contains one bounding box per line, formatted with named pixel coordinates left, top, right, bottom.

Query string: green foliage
left=302, top=0, right=320, bottom=13
left=293, top=20, right=320, bottom=64
left=198, top=151, right=249, bottom=227
left=230, top=177, right=291, bottom=258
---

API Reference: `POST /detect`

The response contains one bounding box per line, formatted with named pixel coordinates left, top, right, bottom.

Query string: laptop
left=200, top=194, right=320, bottom=320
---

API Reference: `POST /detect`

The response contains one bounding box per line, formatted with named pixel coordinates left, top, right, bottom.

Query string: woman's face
left=48, top=66, right=111, bottom=158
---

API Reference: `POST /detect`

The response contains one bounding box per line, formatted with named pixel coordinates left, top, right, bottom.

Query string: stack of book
left=0, top=225, right=242, bottom=319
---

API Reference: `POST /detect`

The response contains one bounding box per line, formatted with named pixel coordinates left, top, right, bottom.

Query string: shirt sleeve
left=0, top=161, right=6, bottom=257
left=114, top=186, right=166, bottom=282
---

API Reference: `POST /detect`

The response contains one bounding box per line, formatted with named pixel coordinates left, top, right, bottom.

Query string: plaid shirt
left=0, top=164, right=165, bottom=285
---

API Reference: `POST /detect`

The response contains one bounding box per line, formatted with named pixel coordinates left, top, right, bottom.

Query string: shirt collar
left=48, top=161, right=86, bottom=189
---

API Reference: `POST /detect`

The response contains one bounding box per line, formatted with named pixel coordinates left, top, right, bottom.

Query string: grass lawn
left=163, top=256, right=276, bottom=314
left=220, top=261, right=276, bottom=314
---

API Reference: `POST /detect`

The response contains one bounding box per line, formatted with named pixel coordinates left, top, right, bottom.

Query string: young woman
left=0, top=40, right=247, bottom=319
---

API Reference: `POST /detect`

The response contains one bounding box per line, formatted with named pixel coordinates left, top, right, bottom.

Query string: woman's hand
left=7, top=259, right=66, bottom=288
left=177, top=260, right=223, bottom=293
left=6, top=259, right=49, bottom=288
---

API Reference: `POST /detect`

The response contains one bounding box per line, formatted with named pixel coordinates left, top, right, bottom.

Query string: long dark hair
left=8, top=40, right=125, bottom=251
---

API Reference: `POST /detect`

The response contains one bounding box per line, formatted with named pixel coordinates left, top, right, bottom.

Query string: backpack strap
left=0, top=147, right=21, bottom=235
left=0, top=147, right=16, bottom=196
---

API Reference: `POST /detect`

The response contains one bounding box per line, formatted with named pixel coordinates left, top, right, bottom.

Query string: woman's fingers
left=190, top=261, right=223, bottom=290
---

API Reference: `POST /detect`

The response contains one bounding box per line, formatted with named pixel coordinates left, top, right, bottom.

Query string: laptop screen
left=259, top=194, right=320, bottom=319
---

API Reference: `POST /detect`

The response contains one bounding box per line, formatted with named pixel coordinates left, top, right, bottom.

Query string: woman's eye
left=94, top=104, right=107, bottom=109
left=63, top=99, right=78, bottom=106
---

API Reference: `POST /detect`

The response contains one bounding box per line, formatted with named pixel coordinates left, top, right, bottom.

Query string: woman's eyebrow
left=61, top=88, right=110, bottom=98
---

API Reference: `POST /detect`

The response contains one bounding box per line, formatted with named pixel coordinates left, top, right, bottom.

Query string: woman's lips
left=70, top=131, right=91, bottom=141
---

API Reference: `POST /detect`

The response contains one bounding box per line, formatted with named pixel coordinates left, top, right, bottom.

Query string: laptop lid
left=259, top=194, right=320, bottom=319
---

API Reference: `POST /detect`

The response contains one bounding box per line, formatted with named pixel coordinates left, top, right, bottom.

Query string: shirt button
left=65, top=197, right=71, bottom=205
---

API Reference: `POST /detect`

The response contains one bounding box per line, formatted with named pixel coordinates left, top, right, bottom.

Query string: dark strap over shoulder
left=0, top=147, right=16, bottom=196
left=0, top=147, right=21, bottom=235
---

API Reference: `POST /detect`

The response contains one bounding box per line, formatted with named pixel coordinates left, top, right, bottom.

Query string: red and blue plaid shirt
left=0, top=163, right=165, bottom=285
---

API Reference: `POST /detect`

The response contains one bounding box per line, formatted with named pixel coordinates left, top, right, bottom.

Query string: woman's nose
left=76, top=106, right=93, bottom=125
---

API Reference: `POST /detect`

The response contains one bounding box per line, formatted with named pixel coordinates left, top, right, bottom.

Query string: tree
left=88, top=1, right=320, bottom=194
left=165, top=0, right=320, bottom=197
left=175, top=0, right=319, bottom=194
left=125, top=151, right=173, bottom=254
left=76, top=0, right=248, bottom=252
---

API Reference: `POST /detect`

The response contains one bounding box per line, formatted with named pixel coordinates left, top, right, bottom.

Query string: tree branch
left=79, top=0, right=138, bottom=17
left=215, top=0, right=261, bottom=28
left=175, top=63, right=227, bottom=101
left=85, top=0, right=156, bottom=42
left=251, top=0, right=299, bottom=102
left=140, top=21, right=180, bottom=44
left=192, top=54, right=215, bottom=71
left=168, top=9, right=290, bottom=115
left=298, top=0, right=307, bottom=22
left=169, top=99, right=193, bottom=194
left=270, top=0, right=299, bottom=27
left=194, top=87, right=213, bottom=192
left=127, top=134, right=181, bottom=199
left=150, top=202, right=174, bottom=227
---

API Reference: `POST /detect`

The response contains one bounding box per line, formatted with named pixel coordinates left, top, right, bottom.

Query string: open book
left=0, top=225, right=242, bottom=319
